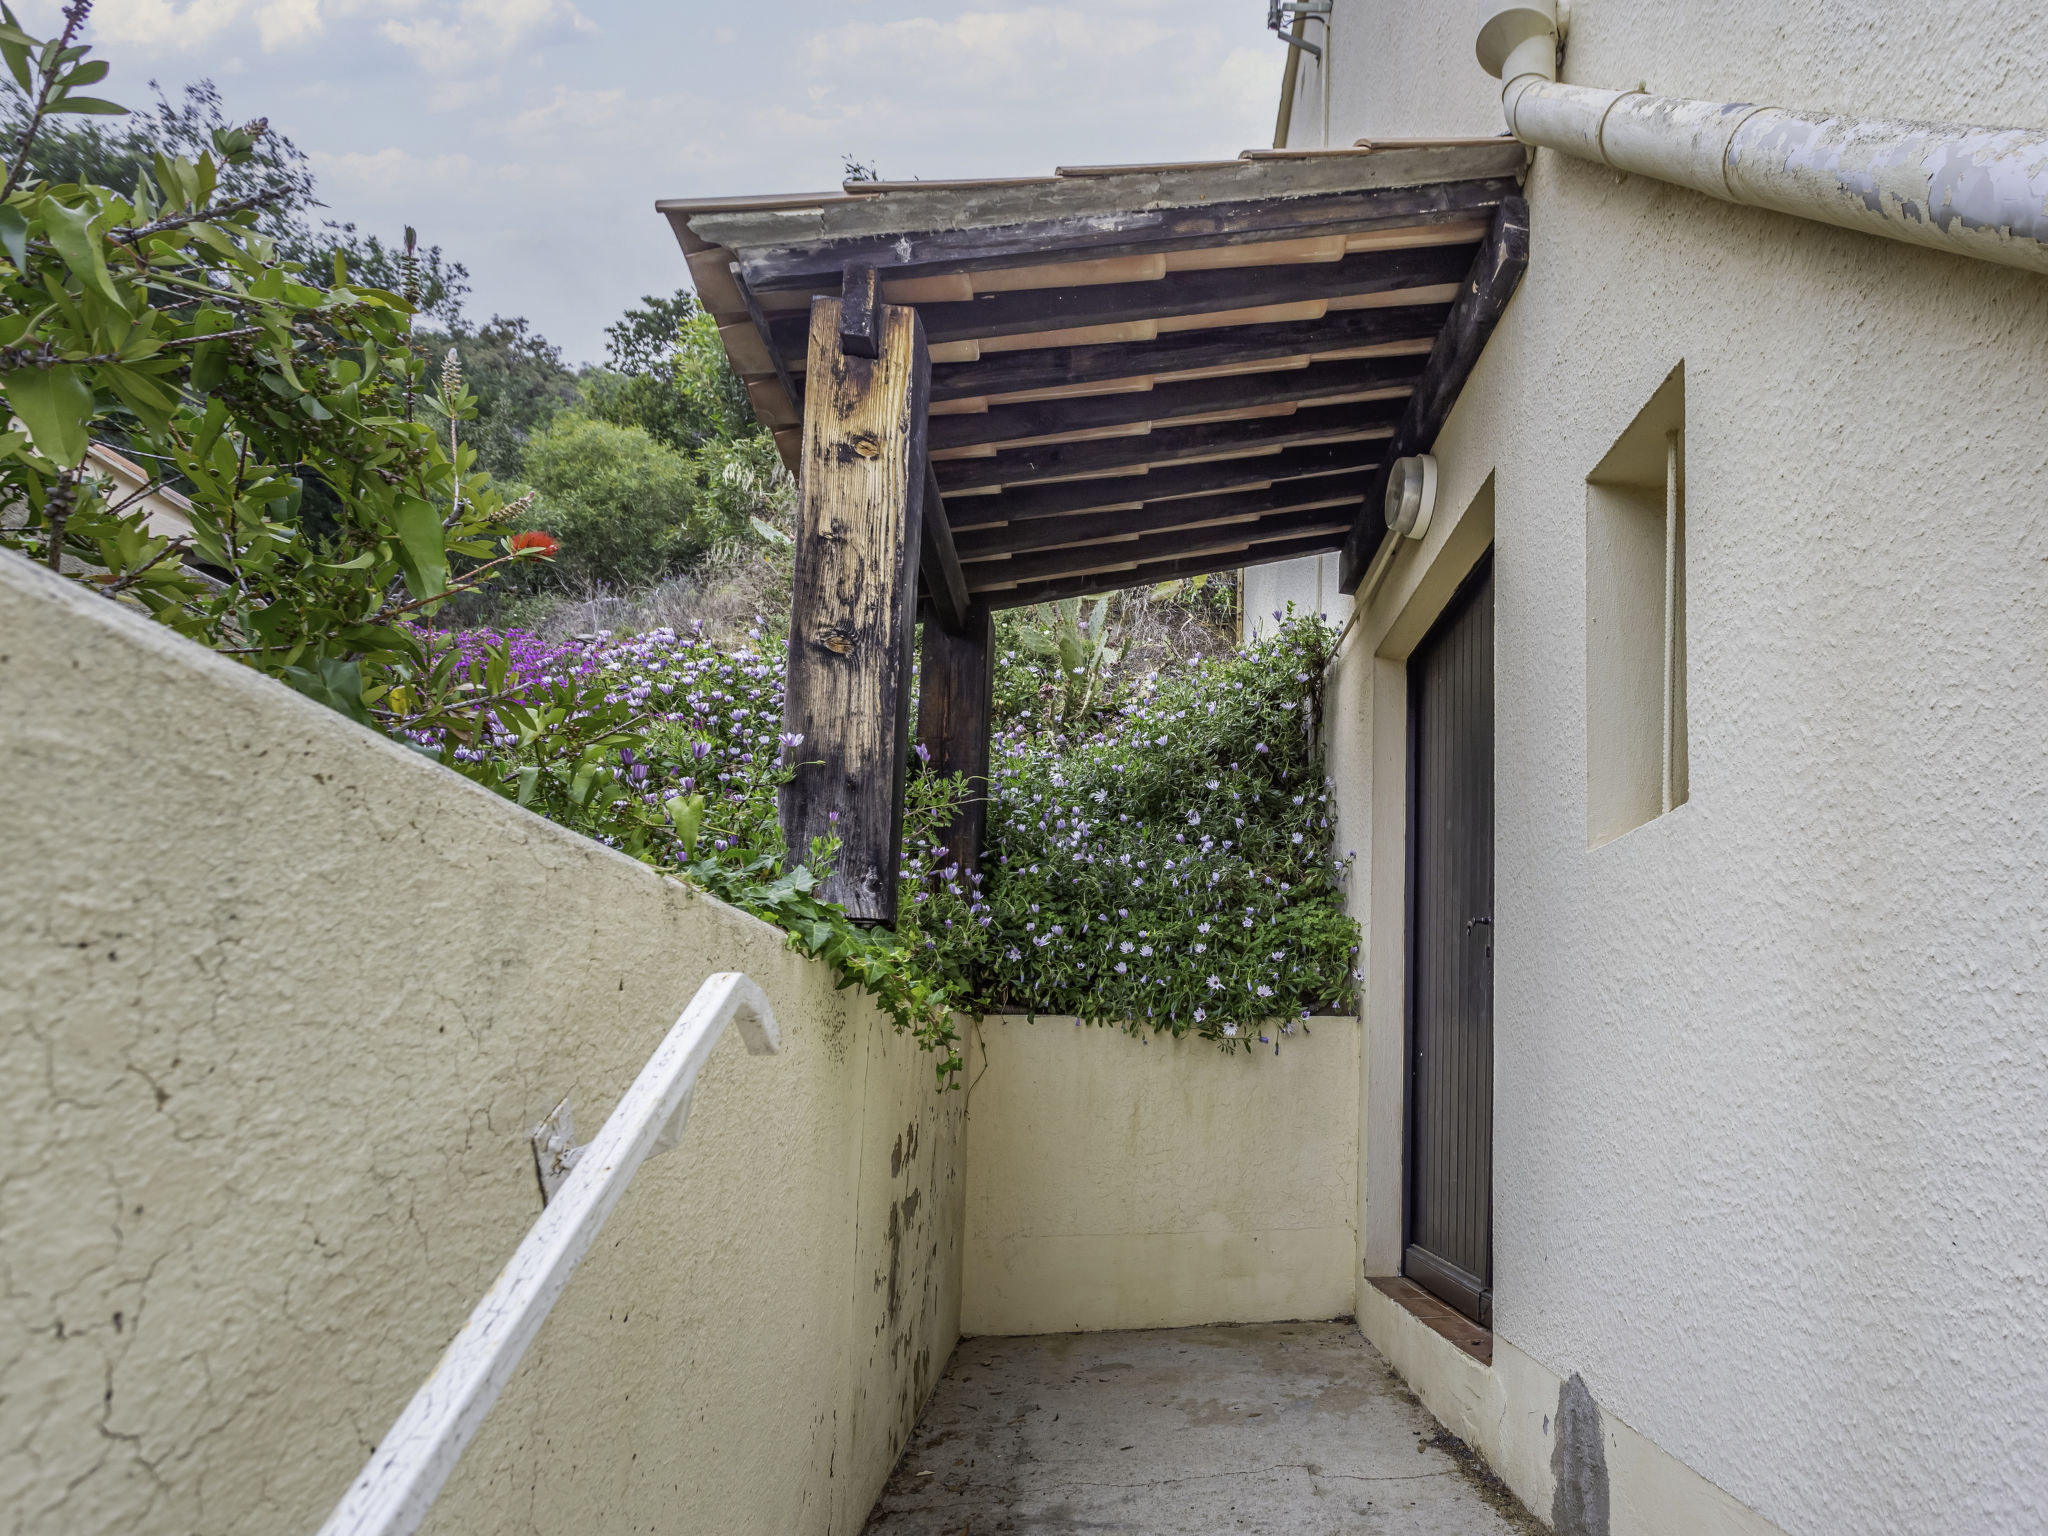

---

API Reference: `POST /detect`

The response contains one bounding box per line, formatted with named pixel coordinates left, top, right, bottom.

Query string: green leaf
left=45, top=96, right=128, bottom=115
left=664, top=792, right=706, bottom=853
left=0, top=40, right=30, bottom=94
left=281, top=657, right=373, bottom=726
left=389, top=495, right=448, bottom=601
left=37, top=197, right=123, bottom=306
left=0, top=205, right=26, bottom=270
left=60, top=57, right=107, bottom=86
left=1, top=363, right=92, bottom=466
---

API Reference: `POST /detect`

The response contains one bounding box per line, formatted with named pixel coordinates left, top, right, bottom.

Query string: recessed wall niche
left=1586, top=364, right=1686, bottom=848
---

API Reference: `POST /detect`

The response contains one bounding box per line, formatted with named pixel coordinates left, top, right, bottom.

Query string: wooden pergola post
left=780, top=277, right=930, bottom=924
left=915, top=602, right=995, bottom=881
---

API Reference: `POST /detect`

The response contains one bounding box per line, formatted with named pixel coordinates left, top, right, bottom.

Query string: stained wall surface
left=961, top=1015, right=1358, bottom=1335
left=0, top=554, right=964, bottom=1536
left=1307, top=3, right=2048, bottom=1533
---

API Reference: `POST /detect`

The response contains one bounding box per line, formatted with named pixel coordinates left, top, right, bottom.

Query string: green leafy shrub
left=913, top=611, right=1358, bottom=1045
left=0, top=5, right=542, bottom=726
left=514, top=412, right=703, bottom=589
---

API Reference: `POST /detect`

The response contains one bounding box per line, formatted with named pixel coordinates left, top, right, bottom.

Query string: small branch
left=109, top=188, right=293, bottom=246
left=0, top=1, right=91, bottom=203
left=100, top=536, right=194, bottom=595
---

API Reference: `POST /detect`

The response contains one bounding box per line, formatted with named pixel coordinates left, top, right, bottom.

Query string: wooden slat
left=934, top=399, right=1403, bottom=493
left=686, top=245, right=748, bottom=314
left=914, top=604, right=995, bottom=876
left=967, top=505, right=1354, bottom=590
left=919, top=461, right=970, bottom=635
left=983, top=530, right=1346, bottom=610
left=952, top=479, right=1370, bottom=560
left=781, top=299, right=928, bottom=925
left=946, top=439, right=1385, bottom=526
left=767, top=242, right=1474, bottom=350
left=733, top=177, right=1520, bottom=293
left=927, top=303, right=1451, bottom=400
left=929, top=355, right=1425, bottom=453
left=1337, top=195, right=1531, bottom=592
left=734, top=266, right=803, bottom=436
left=719, top=320, right=775, bottom=375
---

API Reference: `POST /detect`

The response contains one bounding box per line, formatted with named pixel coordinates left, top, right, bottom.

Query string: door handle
left=1464, top=916, right=1492, bottom=932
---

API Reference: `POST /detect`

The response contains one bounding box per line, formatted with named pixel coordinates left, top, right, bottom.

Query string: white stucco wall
left=960, top=1015, right=1358, bottom=1335
left=0, top=553, right=964, bottom=1536
left=1240, top=552, right=1351, bottom=648
left=1314, top=3, right=2048, bottom=1533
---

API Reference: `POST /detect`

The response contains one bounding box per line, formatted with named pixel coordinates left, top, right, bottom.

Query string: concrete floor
left=862, top=1322, right=1545, bottom=1535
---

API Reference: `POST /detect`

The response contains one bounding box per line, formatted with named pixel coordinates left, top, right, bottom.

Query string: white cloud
left=59, top=0, right=1292, bottom=359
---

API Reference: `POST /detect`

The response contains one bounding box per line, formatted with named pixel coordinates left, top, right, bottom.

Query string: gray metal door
left=1405, top=552, right=1495, bottom=1326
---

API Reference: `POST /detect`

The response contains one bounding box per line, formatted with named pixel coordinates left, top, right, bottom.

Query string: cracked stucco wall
left=0, top=551, right=963, bottom=1536
left=1311, top=3, right=2048, bottom=1533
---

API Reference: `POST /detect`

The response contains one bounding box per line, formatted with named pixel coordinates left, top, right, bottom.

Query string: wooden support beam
left=733, top=263, right=802, bottom=424
left=1338, top=195, right=1531, bottom=592
left=953, top=478, right=1370, bottom=560
left=927, top=303, right=1451, bottom=401
left=781, top=297, right=929, bottom=925
left=731, top=175, right=1522, bottom=292
left=919, top=460, right=970, bottom=634
left=929, top=355, right=1424, bottom=453
left=933, top=398, right=1403, bottom=493
left=769, top=242, right=1476, bottom=353
left=946, top=439, right=1386, bottom=527
left=839, top=264, right=881, bottom=358
left=915, top=603, right=995, bottom=878
left=967, top=504, right=1355, bottom=591
left=985, top=530, right=1347, bottom=610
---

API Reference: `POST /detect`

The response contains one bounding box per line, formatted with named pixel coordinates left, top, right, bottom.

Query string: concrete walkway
left=862, top=1322, right=1544, bottom=1535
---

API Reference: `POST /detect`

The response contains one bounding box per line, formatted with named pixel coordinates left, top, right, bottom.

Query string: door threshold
left=1370, top=1277, right=1492, bottom=1365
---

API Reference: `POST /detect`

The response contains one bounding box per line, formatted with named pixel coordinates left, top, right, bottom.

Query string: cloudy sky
left=42, top=1, right=1287, bottom=362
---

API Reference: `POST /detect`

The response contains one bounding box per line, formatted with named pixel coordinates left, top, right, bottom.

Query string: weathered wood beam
left=769, top=242, right=1476, bottom=352
left=919, top=460, right=970, bottom=634
left=984, top=530, right=1347, bottom=610
left=967, top=504, right=1355, bottom=591
left=953, top=478, right=1370, bottom=560
left=839, top=264, right=881, bottom=358
left=927, top=303, right=1451, bottom=401
left=915, top=603, right=995, bottom=878
left=781, top=297, right=929, bottom=925
left=1338, top=195, right=1531, bottom=593
left=732, top=263, right=802, bottom=421
left=933, top=398, right=1403, bottom=493
left=945, top=439, right=1386, bottom=527
left=733, top=176, right=1522, bottom=291
left=930, top=355, right=1424, bottom=453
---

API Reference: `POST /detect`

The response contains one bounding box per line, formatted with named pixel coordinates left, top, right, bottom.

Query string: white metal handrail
left=315, top=971, right=781, bottom=1536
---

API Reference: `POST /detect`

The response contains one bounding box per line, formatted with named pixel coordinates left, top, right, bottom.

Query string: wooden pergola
left=661, top=142, right=1528, bottom=922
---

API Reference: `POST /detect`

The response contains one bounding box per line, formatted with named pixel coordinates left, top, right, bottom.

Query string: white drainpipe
left=1475, top=1, right=2048, bottom=277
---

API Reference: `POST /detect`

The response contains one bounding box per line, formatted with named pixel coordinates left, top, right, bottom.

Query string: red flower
left=511, top=530, right=560, bottom=556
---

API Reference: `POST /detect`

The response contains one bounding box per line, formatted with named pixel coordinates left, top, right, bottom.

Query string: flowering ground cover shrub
left=422, top=619, right=976, bottom=1079
left=921, top=611, right=1358, bottom=1047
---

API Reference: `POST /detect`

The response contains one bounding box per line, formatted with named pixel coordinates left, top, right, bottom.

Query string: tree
left=415, top=315, right=577, bottom=480
left=581, top=289, right=754, bottom=454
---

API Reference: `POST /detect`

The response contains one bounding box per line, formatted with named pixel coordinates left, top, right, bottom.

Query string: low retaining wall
left=0, top=553, right=963, bottom=1536
left=961, top=1014, right=1359, bottom=1335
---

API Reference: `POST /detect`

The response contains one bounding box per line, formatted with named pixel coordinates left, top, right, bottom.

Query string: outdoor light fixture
left=1384, top=455, right=1439, bottom=540
left=1266, top=1, right=1333, bottom=56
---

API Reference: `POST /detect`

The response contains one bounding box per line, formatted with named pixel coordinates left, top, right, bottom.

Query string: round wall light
left=1384, top=454, right=1439, bottom=540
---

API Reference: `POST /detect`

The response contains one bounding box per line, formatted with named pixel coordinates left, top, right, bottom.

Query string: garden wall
left=960, top=1014, right=1359, bottom=1335
left=0, top=552, right=963, bottom=1536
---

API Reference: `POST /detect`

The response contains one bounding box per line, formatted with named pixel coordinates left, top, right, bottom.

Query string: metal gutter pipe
left=1476, top=3, right=2048, bottom=278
